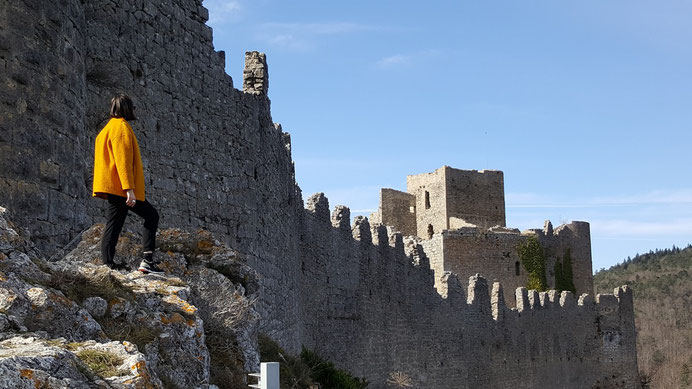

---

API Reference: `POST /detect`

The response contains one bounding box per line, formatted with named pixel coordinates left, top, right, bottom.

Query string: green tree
left=301, top=348, right=369, bottom=389
left=554, top=260, right=565, bottom=291
left=554, top=248, right=576, bottom=293
left=562, top=248, right=576, bottom=293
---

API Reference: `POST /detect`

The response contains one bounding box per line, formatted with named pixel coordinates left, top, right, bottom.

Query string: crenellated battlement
left=433, top=271, right=633, bottom=328
left=300, top=191, right=623, bottom=328
left=297, top=188, right=639, bottom=387
left=294, top=185, right=638, bottom=388
left=243, top=51, right=268, bottom=95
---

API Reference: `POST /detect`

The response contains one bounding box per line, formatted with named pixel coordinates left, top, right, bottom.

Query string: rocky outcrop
left=0, top=336, right=159, bottom=389
left=0, top=206, right=260, bottom=389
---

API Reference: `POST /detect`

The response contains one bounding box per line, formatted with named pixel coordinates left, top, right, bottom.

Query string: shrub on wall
left=258, top=334, right=313, bottom=389
left=258, top=334, right=369, bottom=389
left=517, top=235, right=548, bottom=291
left=301, top=349, right=369, bottom=389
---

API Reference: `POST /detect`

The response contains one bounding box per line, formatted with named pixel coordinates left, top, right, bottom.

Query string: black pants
left=101, top=194, right=159, bottom=265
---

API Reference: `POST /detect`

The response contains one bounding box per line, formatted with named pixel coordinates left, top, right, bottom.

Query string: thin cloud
left=374, top=49, right=444, bottom=69
left=256, top=22, right=381, bottom=51
left=592, top=218, right=692, bottom=237
left=376, top=54, right=411, bottom=69
left=506, top=189, right=692, bottom=208
left=260, top=22, right=378, bottom=35
left=265, top=34, right=307, bottom=50
left=204, top=0, right=243, bottom=24
left=592, top=189, right=692, bottom=206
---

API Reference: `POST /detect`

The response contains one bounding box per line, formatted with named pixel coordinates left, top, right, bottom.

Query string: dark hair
left=110, top=94, right=137, bottom=121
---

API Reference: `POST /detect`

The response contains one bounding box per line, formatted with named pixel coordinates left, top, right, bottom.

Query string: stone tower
left=371, top=165, right=594, bottom=305
left=371, top=166, right=506, bottom=237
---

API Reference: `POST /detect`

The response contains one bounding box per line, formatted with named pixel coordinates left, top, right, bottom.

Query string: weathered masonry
left=0, top=0, right=639, bottom=387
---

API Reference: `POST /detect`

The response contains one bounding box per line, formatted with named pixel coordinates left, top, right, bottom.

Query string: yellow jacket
left=92, top=118, right=146, bottom=201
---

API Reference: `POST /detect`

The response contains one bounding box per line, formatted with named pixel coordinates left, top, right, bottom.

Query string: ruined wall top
left=374, top=166, right=507, bottom=238
left=442, top=166, right=505, bottom=229
left=243, top=51, right=268, bottom=95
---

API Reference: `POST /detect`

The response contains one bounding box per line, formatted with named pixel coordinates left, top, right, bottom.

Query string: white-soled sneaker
left=138, top=260, right=165, bottom=275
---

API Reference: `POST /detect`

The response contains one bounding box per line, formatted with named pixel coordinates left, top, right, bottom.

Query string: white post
left=249, top=362, right=280, bottom=389
left=261, top=362, right=279, bottom=389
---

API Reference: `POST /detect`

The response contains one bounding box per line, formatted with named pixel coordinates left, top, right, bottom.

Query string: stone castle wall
left=425, top=221, right=594, bottom=307
left=407, top=168, right=448, bottom=238
left=435, top=227, right=528, bottom=306
left=369, top=188, right=416, bottom=237
left=537, top=221, right=594, bottom=298
left=1, top=0, right=636, bottom=387
left=0, top=0, right=90, bottom=246
left=81, top=0, right=304, bottom=350
left=297, top=193, right=639, bottom=388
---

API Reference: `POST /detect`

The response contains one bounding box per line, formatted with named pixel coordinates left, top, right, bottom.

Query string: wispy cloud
left=374, top=49, right=444, bottom=69
left=506, top=189, right=692, bottom=208
left=203, top=0, right=243, bottom=24
left=256, top=22, right=381, bottom=51
left=260, top=22, right=377, bottom=35
left=592, top=218, right=692, bottom=237
left=507, top=188, right=692, bottom=240
left=592, top=189, right=692, bottom=206
left=376, top=54, right=411, bottom=69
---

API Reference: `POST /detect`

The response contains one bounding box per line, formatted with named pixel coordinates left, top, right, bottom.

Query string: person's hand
left=126, top=189, right=136, bottom=207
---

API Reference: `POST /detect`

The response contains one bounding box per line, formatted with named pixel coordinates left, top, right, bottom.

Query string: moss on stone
left=518, top=235, right=548, bottom=291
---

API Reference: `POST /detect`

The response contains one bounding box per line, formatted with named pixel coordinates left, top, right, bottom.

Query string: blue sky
left=203, top=0, right=692, bottom=271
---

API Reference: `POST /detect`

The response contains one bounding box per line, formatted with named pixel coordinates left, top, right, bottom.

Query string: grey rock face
left=0, top=208, right=260, bottom=388
left=0, top=336, right=160, bottom=389
left=83, top=296, right=108, bottom=318
left=0, top=266, right=103, bottom=342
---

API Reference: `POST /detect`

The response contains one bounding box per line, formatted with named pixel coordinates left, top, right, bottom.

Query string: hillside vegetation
left=594, top=245, right=692, bottom=389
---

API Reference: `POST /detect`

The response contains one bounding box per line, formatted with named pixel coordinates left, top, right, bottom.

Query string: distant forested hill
left=594, top=245, right=692, bottom=389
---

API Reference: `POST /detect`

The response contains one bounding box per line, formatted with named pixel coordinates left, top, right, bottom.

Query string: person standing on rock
left=92, top=94, right=164, bottom=275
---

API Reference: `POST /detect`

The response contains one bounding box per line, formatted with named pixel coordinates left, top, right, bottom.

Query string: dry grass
left=75, top=349, right=128, bottom=378
left=45, top=266, right=134, bottom=304
left=204, top=288, right=258, bottom=388
left=98, top=316, right=161, bottom=352
left=387, top=372, right=414, bottom=388
left=205, top=324, right=248, bottom=389
left=594, top=246, right=692, bottom=389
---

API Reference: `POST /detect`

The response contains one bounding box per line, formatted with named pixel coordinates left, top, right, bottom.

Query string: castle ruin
left=370, top=166, right=593, bottom=306
left=0, top=0, right=640, bottom=387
